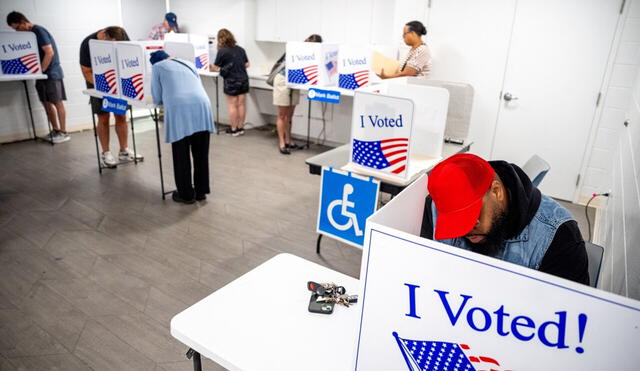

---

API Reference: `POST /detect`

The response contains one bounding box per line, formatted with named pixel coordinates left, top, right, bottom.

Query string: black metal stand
left=129, top=106, right=138, bottom=165
left=214, top=75, right=220, bottom=134
left=23, top=80, right=37, bottom=141
left=22, top=80, right=56, bottom=145
left=316, top=234, right=323, bottom=254
left=306, top=100, right=311, bottom=149
left=152, top=108, right=171, bottom=200
left=186, top=348, right=202, bottom=371
left=91, top=112, right=102, bottom=174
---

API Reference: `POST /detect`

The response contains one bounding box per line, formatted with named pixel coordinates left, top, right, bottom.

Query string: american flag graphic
left=95, top=69, right=117, bottom=94
left=195, top=53, right=209, bottom=69
left=326, top=60, right=337, bottom=75
left=121, top=73, right=144, bottom=100
left=393, top=332, right=512, bottom=371
left=339, top=70, right=369, bottom=90
left=1, top=53, right=40, bottom=74
left=288, top=65, right=318, bottom=85
left=352, top=138, right=408, bottom=175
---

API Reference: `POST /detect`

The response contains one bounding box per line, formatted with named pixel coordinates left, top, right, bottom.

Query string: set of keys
left=307, top=281, right=358, bottom=310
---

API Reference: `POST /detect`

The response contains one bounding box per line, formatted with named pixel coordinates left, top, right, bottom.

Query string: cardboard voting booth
left=338, top=45, right=371, bottom=90
left=344, top=84, right=448, bottom=183
left=89, top=40, right=119, bottom=96
left=163, top=32, right=190, bottom=43
left=353, top=174, right=640, bottom=370
left=0, top=31, right=42, bottom=75
left=115, top=42, right=158, bottom=104
left=286, top=42, right=339, bottom=87
left=164, top=34, right=209, bottom=72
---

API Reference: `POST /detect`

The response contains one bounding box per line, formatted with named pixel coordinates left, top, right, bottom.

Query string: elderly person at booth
left=150, top=50, right=215, bottom=204
left=420, top=154, right=589, bottom=284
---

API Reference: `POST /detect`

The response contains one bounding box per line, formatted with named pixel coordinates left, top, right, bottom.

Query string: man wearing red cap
left=421, top=154, right=588, bottom=284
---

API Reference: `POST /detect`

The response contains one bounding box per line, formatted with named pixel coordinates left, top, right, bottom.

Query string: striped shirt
left=400, top=43, right=432, bottom=77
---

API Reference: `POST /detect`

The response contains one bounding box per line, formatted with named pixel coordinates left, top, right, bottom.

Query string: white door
left=491, top=0, right=620, bottom=200
left=427, top=0, right=517, bottom=158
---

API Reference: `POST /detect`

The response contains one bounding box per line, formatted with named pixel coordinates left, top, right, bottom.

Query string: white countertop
left=82, top=89, right=158, bottom=109
left=0, top=73, right=47, bottom=82
left=170, top=253, right=360, bottom=371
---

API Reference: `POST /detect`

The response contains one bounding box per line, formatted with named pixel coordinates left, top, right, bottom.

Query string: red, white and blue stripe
left=352, top=138, right=408, bottom=175
left=195, top=53, right=209, bottom=69
left=339, top=70, right=368, bottom=89
left=95, top=69, right=117, bottom=94
left=393, top=332, right=511, bottom=371
left=1, top=53, right=40, bottom=74
left=121, top=73, right=144, bottom=100
left=288, top=65, right=318, bottom=85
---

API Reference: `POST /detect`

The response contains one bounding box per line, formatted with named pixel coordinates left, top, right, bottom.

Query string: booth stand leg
left=91, top=113, right=102, bottom=174
left=306, top=101, right=311, bottom=149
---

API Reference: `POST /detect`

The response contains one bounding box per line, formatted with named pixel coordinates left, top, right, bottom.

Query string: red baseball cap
left=427, top=154, right=495, bottom=240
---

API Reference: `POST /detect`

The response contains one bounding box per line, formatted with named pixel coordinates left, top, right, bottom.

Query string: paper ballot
left=372, top=51, right=400, bottom=76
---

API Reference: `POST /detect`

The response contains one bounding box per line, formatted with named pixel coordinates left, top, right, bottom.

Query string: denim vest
left=431, top=195, right=573, bottom=270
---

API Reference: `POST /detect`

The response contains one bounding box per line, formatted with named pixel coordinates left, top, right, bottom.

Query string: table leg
left=153, top=108, right=169, bottom=200
left=316, top=234, right=323, bottom=254
left=186, top=348, right=202, bottom=371
left=129, top=106, right=138, bottom=165
left=306, top=100, right=311, bottom=149
left=91, top=113, right=102, bottom=174
left=22, top=81, right=37, bottom=141
left=215, top=76, right=220, bottom=135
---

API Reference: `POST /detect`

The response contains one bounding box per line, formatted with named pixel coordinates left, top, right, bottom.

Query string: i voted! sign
left=354, top=210, right=640, bottom=369
left=349, top=92, right=414, bottom=179
left=0, top=31, right=41, bottom=75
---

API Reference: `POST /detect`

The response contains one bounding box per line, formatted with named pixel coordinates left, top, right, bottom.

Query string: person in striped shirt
left=379, top=20, right=432, bottom=79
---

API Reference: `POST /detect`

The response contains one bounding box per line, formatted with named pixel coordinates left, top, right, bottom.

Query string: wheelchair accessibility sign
left=317, top=167, right=380, bottom=247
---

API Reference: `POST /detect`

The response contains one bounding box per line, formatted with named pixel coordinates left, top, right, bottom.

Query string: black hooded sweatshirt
left=420, top=161, right=589, bottom=285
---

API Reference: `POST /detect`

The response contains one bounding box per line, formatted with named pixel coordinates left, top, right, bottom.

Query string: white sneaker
left=52, top=131, right=70, bottom=144
left=101, top=151, right=117, bottom=167
left=118, top=148, right=143, bottom=161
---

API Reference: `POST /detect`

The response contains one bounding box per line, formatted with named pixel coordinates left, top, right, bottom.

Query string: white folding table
left=171, top=253, right=360, bottom=371
left=198, top=70, right=221, bottom=133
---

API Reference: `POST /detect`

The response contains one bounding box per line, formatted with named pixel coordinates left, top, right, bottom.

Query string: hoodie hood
left=489, top=160, right=541, bottom=239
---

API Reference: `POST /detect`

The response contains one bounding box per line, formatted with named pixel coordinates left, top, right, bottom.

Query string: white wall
left=581, top=0, right=640, bottom=204
left=0, top=0, right=122, bottom=142
left=594, top=63, right=640, bottom=300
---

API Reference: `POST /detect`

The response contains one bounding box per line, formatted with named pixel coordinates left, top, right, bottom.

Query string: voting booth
left=343, top=84, right=448, bottom=183
left=353, top=174, right=640, bottom=370
left=338, top=45, right=371, bottom=90
left=114, top=42, right=159, bottom=104
left=0, top=31, right=42, bottom=75
left=286, top=42, right=339, bottom=87
left=89, top=40, right=119, bottom=96
left=164, top=34, right=210, bottom=73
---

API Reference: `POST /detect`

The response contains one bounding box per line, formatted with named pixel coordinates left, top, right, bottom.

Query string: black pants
left=171, top=131, right=211, bottom=200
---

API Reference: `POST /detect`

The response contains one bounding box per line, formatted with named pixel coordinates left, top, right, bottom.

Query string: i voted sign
left=307, top=88, right=340, bottom=104
left=317, top=167, right=379, bottom=247
left=0, top=31, right=41, bottom=75
left=101, top=96, right=127, bottom=115
left=116, top=43, right=147, bottom=102
left=350, top=92, right=414, bottom=179
left=354, top=175, right=640, bottom=371
left=89, top=40, right=118, bottom=96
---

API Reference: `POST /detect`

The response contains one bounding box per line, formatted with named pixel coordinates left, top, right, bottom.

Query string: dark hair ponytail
left=405, top=21, right=427, bottom=36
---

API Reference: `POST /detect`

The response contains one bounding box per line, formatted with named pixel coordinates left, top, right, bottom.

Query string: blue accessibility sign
left=101, top=95, right=128, bottom=115
left=307, top=88, right=341, bottom=104
left=317, top=167, right=380, bottom=247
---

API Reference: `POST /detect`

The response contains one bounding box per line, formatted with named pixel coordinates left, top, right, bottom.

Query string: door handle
left=503, top=92, right=518, bottom=101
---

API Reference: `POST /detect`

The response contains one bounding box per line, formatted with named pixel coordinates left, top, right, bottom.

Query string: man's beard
left=468, top=209, right=509, bottom=257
